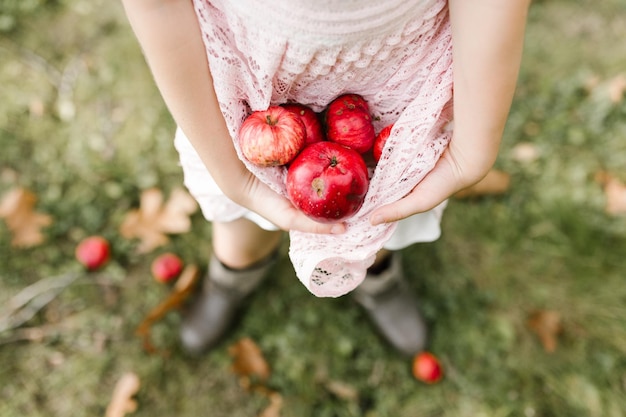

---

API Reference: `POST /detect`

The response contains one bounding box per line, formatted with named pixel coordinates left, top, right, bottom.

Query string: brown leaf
left=227, top=337, right=282, bottom=417
left=0, top=187, right=52, bottom=247
left=105, top=372, right=141, bottom=417
left=454, top=169, right=511, bottom=199
left=119, top=187, right=197, bottom=253
left=229, top=337, right=271, bottom=388
left=135, top=264, right=200, bottom=354
left=527, top=310, right=562, bottom=353
left=596, top=171, right=626, bottom=216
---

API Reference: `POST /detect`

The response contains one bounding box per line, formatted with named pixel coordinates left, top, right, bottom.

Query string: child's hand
left=236, top=171, right=346, bottom=235
left=369, top=134, right=496, bottom=226
left=369, top=0, right=530, bottom=226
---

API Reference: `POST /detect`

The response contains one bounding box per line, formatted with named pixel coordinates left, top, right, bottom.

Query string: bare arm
left=370, top=0, right=531, bottom=225
left=120, top=0, right=344, bottom=234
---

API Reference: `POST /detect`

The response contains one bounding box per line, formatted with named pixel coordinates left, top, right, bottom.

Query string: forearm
left=120, top=0, right=248, bottom=190
left=448, top=0, right=531, bottom=174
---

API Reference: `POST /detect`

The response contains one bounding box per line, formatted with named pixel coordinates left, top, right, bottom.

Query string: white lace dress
left=174, top=0, right=454, bottom=297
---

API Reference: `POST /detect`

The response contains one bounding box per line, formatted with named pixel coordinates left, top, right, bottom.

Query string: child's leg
left=180, top=218, right=283, bottom=355
left=212, top=218, right=283, bottom=269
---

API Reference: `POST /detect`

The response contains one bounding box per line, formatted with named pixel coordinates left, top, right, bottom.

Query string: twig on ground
left=0, top=271, right=81, bottom=333
left=135, top=264, right=200, bottom=354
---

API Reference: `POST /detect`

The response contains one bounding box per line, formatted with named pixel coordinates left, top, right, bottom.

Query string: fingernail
left=330, top=224, right=345, bottom=234
left=371, top=214, right=383, bottom=226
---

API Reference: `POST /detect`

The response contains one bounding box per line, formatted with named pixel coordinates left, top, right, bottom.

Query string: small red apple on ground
left=151, top=252, right=184, bottom=284
left=286, top=141, right=369, bottom=223
left=373, top=124, right=393, bottom=162
left=281, top=103, right=325, bottom=146
left=239, top=106, right=306, bottom=167
left=75, top=236, right=111, bottom=270
left=412, top=351, right=443, bottom=384
left=325, top=94, right=376, bottom=154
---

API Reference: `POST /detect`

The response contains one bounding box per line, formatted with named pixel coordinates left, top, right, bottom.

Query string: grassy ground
left=1, top=0, right=626, bottom=416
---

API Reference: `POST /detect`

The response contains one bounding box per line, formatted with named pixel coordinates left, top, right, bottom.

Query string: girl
left=120, top=0, right=530, bottom=356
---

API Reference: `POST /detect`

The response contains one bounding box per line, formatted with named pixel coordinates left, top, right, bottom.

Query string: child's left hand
left=369, top=132, right=497, bottom=225
left=370, top=0, right=530, bottom=226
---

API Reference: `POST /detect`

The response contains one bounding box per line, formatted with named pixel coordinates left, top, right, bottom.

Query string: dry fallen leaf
left=454, top=169, right=511, bottom=199
left=135, top=264, right=200, bottom=354
left=119, top=187, right=198, bottom=253
left=596, top=171, right=626, bottom=216
left=105, top=372, right=141, bottom=417
left=325, top=380, right=359, bottom=401
left=227, top=337, right=285, bottom=417
left=229, top=337, right=271, bottom=388
left=257, top=391, right=283, bottom=417
left=528, top=309, right=562, bottom=353
left=587, top=73, right=626, bottom=104
left=228, top=337, right=283, bottom=417
left=0, top=187, right=52, bottom=248
left=510, top=142, right=540, bottom=164
left=607, top=73, right=626, bottom=104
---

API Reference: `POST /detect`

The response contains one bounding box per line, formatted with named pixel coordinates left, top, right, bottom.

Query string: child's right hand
left=230, top=170, right=346, bottom=235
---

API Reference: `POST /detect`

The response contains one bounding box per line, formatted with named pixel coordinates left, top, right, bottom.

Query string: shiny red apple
left=239, top=106, right=306, bottom=167
left=286, top=141, right=369, bottom=223
left=281, top=103, right=325, bottom=146
left=373, top=124, right=393, bottom=162
left=325, top=94, right=376, bottom=154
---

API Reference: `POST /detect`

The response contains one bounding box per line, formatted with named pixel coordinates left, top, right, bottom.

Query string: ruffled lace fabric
left=190, top=0, right=454, bottom=297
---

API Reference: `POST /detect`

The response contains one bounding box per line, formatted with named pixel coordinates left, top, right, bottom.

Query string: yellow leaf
left=119, top=187, right=198, bottom=253
left=0, top=187, right=52, bottom=248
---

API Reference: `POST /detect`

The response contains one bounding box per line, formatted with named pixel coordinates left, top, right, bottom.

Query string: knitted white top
left=187, top=0, right=454, bottom=297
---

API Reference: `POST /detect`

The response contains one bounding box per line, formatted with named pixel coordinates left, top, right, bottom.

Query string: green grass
left=1, top=1, right=626, bottom=416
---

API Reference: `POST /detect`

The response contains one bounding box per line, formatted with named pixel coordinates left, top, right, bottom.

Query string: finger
left=285, top=212, right=346, bottom=235
left=255, top=198, right=346, bottom=235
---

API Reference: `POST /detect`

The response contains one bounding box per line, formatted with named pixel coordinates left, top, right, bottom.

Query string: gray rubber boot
left=180, top=252, right=278, bottom=355
left=352, top=254, right=427, bottom=357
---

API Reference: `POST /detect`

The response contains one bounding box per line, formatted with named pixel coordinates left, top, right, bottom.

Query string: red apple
left=325, top=94, right=376, bottom=154
left=151, top=252, right=184, bottom=283
left=75, top=236, right=111, bottom=270
left=373, top=124, right=393, bottom=162
left=239, top=106, right=306, bottom=167
left=286, top=141, right=369, bottom=222
left=281, top=103, right=325, bottom=146
left=412, top=351, right=443, bottom=384
left=328, top=93, right=370, bottom=113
